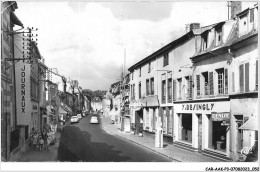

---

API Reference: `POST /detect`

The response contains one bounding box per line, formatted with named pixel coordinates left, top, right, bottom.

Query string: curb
left=103, top=126, right=181, bottom=162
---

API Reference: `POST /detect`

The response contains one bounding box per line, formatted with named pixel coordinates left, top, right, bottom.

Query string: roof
left=10, top=11, right=23, bottom=27
left=128, top=30, right=195, bottom=71
left=191, top=20, right=237, bottom=62
left=239, top=116, right=258, bottom=131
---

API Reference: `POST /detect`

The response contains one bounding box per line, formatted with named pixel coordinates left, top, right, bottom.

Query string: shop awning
left=63, top=104, right=72, bottom=113
left=239, top=116, right=258, bottom=131
left=58, top=106, right=67, bottom=114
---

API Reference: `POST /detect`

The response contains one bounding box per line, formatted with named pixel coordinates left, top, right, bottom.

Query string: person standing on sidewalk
left=42, top=129, right=48, bottom=150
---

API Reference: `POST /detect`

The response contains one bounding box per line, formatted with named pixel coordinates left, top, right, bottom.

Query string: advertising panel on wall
left=15, top=61, right=31, bottom=125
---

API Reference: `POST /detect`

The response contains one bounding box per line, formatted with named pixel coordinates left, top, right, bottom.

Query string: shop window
left=167, top=78, right=172, bottom=103
left=152, top=108, right=156, bottom=131
left=177, top=78, right=182, bottom=99
left=208, top=116, right=227, bottom=152
left=150, top=77, right=154, bottom=95
left=163, top=53, right=169, bottom=67
left=146, top=79, right=149, bottom=96
left=161, top=80, right=166, bottom=104
left=180, top=114, right=192, bottom=143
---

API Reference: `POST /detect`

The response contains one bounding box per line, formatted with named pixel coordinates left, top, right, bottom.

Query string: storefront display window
left=179, top=114, right=192, bottom=143
left=208, top=114, right=228, bottom=152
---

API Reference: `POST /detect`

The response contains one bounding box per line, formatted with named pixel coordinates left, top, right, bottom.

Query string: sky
left=14, top=1, right=256, bottom=90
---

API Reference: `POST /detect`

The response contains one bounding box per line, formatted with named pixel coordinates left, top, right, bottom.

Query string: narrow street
left=57, top=114, right=172, bottom=162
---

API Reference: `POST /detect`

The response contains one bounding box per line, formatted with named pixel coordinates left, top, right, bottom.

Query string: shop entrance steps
left=202, top=149, right=232, bottom=162
left=173, top=141, right=197, bottom=152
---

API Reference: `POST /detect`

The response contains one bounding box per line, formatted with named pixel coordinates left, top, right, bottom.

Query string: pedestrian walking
left=41, top=129, right=48, bottom=150
left=32, top=131, right=38, bottom=150
left=38, top=135, right=44, bottom=151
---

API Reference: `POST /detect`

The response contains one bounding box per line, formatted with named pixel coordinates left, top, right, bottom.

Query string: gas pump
left=155, top=121, right=163, bottom=148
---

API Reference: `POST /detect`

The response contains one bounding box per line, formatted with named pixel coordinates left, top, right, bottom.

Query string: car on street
left=77, top=113, right=82, bottom=119
left=90, top=116, right=99, bottom=124
left=70, top=116, right=79, bottom=123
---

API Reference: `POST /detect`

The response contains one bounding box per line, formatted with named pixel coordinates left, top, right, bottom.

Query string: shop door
left=198, top=114, right=202, bottom=152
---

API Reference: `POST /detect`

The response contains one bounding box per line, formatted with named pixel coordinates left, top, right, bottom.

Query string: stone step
left=202, top=149, right=232, bottom=162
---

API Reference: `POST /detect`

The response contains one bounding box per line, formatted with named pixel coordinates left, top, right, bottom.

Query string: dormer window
left=215, top=26, right=223, bottom=46
left=201, top=31, right=208, bottom=51
left=163, top=53, right=169, bottom=67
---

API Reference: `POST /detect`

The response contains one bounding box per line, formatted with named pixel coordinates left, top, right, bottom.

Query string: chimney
left=189, top=23, right=200, bottom=31
left=231, top=1, right=242, bottom=19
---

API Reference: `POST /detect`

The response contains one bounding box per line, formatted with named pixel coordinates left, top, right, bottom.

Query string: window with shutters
left=256, top=60, right=258, bottom=91
left=146, top=79, right=149, bottom=96
left=239, top=63, right=250, bottom=93
left=139, top=67, right=141, bottom=77
left=148, top=62, right=151, bottom=73
left=188, top=76, right=193, bottom=99
left=196, top=75, right=200, bottom=96
left=133, top=84, right=135, bottom=100
left=209, top=72, right=214, bottom=95
left=167, top=78, right=172, bottom=103
left=173, top=79, right=176, bottom=101
left=162, top=80, right=166, bottom=104
left=177, top=78, right=182, bottom=99
left=245, top=63, right=249, bottom=92
left=150, top=77, right=154, bottom=95
left=132, top=71, right=134, bottom=80
left=239, top=64, right=244, bottom=93
left=163, top=53, right=169, bottom=67
left=138, top=82, right=141, bottom=99
left=232, top=72, right=235, bottom=93
left=216, top=68, right=228, bottom=95
left=202, top=72, right=209, bottom=96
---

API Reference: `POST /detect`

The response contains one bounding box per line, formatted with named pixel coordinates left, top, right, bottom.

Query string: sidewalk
left=101, top=116, right=220, bottom=162
left=16, top=132, right=61, bottom=162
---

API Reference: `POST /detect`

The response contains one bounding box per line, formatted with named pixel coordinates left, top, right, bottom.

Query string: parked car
left=90, top=116, right=99, bottom=124
left=77, top=113, right=82, bottom=119
left=70, top=116, right=79, bottom=123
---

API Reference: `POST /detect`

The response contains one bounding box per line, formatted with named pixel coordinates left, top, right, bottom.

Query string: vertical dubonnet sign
left=15, top=61, right=30, bottom=125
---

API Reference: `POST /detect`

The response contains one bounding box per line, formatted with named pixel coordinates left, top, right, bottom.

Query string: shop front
left=229, top=95, right=258, bottom=161
left=129, top=100, right=143, bottom=134
left=173, top=99, right=231, bottom=158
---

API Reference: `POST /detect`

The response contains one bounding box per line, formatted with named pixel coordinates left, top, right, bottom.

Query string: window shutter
left=232, top=72, right=235, bottom=93
left=245, top=62, right=249, bottom=92
left=256, top=60, right=258, bottom=91
left=166, top=107, right=170, bottom=134
left=250, top=9, right=254, bottom=23
left=189, top=76, right=193, bottom=99
left=224, top=68, right=228, bottom=94
left=239, top=64, right=244, bottom=93
left=196, top=75, right=200, bottom=96
left=209, top=72, right=214, bottom=95
left=172, top=79, right=175, bottom=100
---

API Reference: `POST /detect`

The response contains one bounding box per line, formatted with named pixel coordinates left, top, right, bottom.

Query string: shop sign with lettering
left=182, top=103, right=215, bottom=111
left=212, top=112, right=230, bottom=121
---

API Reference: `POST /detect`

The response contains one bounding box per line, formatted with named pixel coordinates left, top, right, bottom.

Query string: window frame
left=163, top=53, right=169, bottom=67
